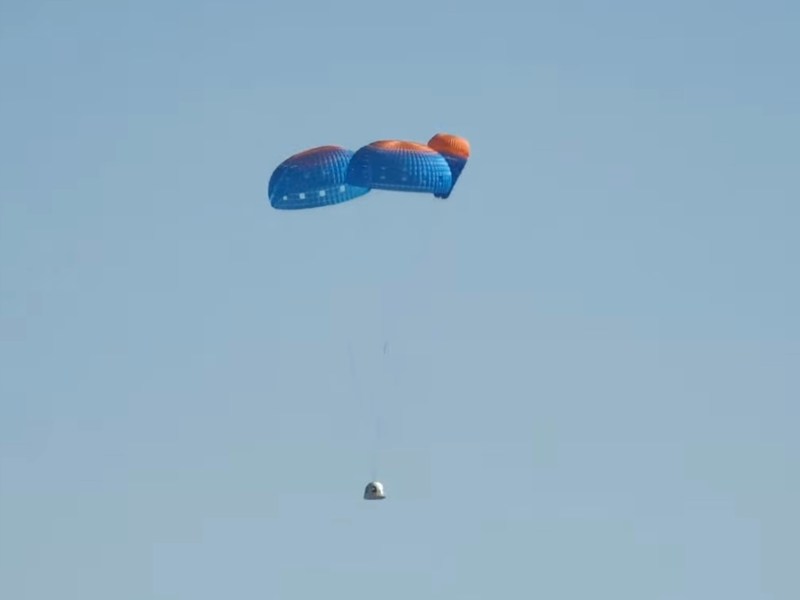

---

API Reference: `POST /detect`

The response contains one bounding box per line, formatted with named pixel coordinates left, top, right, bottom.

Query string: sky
left=1, top=0, right=799, bottom=598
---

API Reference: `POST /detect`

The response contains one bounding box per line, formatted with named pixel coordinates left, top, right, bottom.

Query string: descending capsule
left=346, top=140, right=452, bottom=197
left=364, top=481, right=386, bottom=500
left=427, top=133, right=470, bottom=199
left=268, top=145, right=370, bottom=210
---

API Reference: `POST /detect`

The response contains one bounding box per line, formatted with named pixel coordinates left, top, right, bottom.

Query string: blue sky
left=1, top=1, right=798, bottom=598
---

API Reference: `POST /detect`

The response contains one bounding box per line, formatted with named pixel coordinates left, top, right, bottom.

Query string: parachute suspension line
left=375, top=291, right=395, bottom=483
left=380, top=342, right=389, bottom=441
left=348, top=342, right=381, bottom=481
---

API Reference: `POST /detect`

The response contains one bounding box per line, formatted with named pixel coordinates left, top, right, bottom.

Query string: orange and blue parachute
left=427, top=133, right=471, bottom=199
left=345, top=140, right=453, bottom=196
left=268, top=133, right=470, bottom=210
left=268, top=146, right=370, bottom=210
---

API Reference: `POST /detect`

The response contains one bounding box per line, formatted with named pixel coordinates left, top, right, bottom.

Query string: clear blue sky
left=1, top=1, right=798, bottom=598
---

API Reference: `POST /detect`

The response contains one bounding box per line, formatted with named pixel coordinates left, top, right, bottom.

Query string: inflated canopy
left=268, top=145, right=369, bottom=210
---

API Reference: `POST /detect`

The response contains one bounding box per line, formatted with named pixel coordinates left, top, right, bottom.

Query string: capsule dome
left=364, top=481, right=386, bottom=500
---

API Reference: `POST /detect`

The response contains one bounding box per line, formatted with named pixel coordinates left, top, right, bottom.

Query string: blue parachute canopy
left=268, top=145, right=370, bottom=210
left=345, top=140, right=453, bottom=197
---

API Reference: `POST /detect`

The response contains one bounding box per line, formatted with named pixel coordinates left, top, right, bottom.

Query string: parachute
left=266, top=132, right=471, bottom=499
left=268, top=133, right=470, bottom=209
left=345, top=140, right=453, bottom=196
left=268, top=145, right=370, bottom=210
left=427, top=133, right=471, bottom=199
